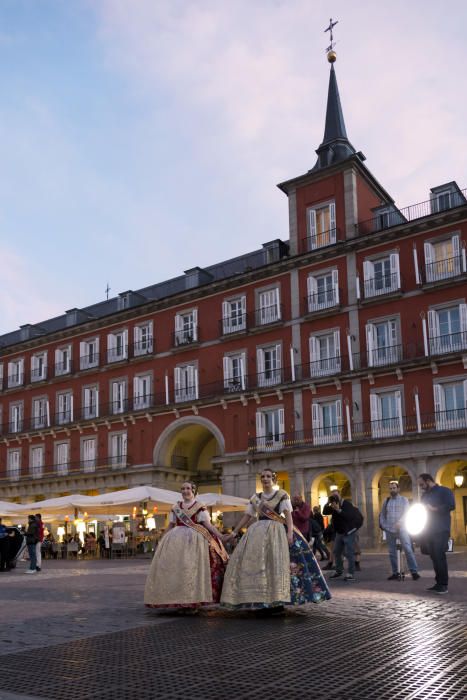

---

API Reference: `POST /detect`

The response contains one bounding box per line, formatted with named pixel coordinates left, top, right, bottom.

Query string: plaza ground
left=0, top=548, right=466, bottom=700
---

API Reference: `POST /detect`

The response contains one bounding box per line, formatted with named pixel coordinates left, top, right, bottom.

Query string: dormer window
left=430, top=184, right=466, bottom=214
left=307, top=201, right=336, bottom=250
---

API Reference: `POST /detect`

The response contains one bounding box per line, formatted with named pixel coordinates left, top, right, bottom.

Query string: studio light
left=404, top=503, right=428, bottom=536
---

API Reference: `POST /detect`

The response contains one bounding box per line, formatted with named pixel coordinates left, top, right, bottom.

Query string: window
left=32, top=397, right=49, bottom=430
left=257, top=345, right=282, bottom=387
left=107, top=330, right=128, bottom=363
left=433, top=190, right=453, bottom=213
left=257, top=289, right=281, bottom=325
left=428, top=305, right=467, bottom=355
left=111, top=380, right=127, bottom=414
left=56, top=392, right=73, bottom=425
left=133, top=375, right=152, bottom=409
left=134, top=322, right=153, bottom=356
left=80, top=338, right=99, bottom=370
left=366, top=319, right=401, bottom=367
left=312, top=400, right=343, bottom=445
left=309, top=331, right=340, bottom=377
left=55, top=442, right=69, bottom=476
left=110, top=432, right=127, bottom=468
left=7, top=449, right=20, bottom=481
left=256, top=408, right=285, bottom=450
left=434, top=381, right=467, bottom=431
left=424, top=235, right=462, bottom=282
left=307, top=270, right=339, bottom=312
left=222, top=296, right=247, bottom=334
left=30, top=446, right=44, bottom=479
left=7, top=359, right=24, bottom=388
left=223, top=353, right=247, bottom=392
left=0, top=364, right=3, bottom=391
left=9, top=402, right=23, bottom=433
left=363, top=254, right=400, bottom=298
left=82, top=438, right=97, bottom=473
left=308, top=201, right=336, bottom=249
left=174, top=310, right=198, bottom=346
left=174, top=364, right=198, bottom=403
left=82, top=386, right=99, bottom=420
left=370, top=391, right=404, bottom=438
left=31, top=352, right=47, bottom=382
left=55, top=346, right=72, bottom=375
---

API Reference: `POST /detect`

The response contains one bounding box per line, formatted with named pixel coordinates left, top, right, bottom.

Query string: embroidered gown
left=221, top=489, right=331, bottom=609
left=144, top=500, right=226, bottom=609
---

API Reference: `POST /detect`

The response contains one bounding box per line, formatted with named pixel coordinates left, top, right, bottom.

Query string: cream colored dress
left=221, top=490, right=292, bottom=609
left=144, top=501, right=213, bottom=608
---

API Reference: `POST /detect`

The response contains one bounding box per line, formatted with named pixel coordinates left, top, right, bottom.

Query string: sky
left=0, top=0, right=466, bottom=335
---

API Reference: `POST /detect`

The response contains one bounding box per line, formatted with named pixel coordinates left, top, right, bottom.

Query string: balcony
left=309, top=355, right=341, bottom=378
left=256, top=366, right=283, bottom=388
left=255, top=304, right=282, bottom=327
left=7, top=373, right=24, bottom=389
left=305, top=287, right=340, bottom=314
left=55, top=360, right=72, bottom=376
left=435, top=407, right=467, bottom=431
left=173, top=327, right=199, bottom=348
left=81, top=405, right=99, bottom=421
left=107, top=346, right=128, bottom=364
left=175, top=385, right=198, bottom=403
left=369, top=415, right=404, bottom=439
left=80, top=353, right=100, bottom=371
left=302, top=227, right=340, bottom=253
left=31, top=366, right=47, bottom=383
left=1, top=456, right=133, bottom=483
left=429, top=331, right=467, bottom=357
left=424, top=255, right=465, bottom=284
left=362, top=271, right=400, bottom=299
left=132, top=337, right=154, bottom=357
left=55, top=410, right=73, bottom=426
left=219, top=313, right=248, bottom=336
left=367, top=343, right=403, bottom=368
left=108, top=398, right=129, bottom=416
left=356, top=188, right=467, bottom=236
left=6, top=468, right=20, bottom=481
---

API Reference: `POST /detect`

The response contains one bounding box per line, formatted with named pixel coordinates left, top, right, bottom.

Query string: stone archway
left=310, top=468, right=354, bottom=512
left=153, top=417, right=225, bottom=490
left=434, top=458, right=467, bottom=544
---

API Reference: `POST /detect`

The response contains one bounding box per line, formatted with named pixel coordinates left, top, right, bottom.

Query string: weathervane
left=105, top=282, right=111, bottom=300
left=324, top=17, right=338, bottom=63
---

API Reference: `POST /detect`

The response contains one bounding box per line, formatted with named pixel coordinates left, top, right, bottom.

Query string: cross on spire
left=324, top=17, right=338, bottom=52
left=105, top=283, right=111, bottom=300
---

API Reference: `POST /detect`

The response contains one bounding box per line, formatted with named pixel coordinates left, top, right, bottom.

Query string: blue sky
left=0, top=0, right=467, bottom=334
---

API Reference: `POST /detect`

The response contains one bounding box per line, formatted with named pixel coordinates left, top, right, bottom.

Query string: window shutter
left=275, top=344, right=282, bottom=372
left=424, top=242, right=434, bottom=281
left=333, top=329, right=341, bottom=365
left=223, top=356, right=231, bottom=388
left=332, top=269, right=339, bottom=304
left=256, top=411, right=265, bottom=438
left=175, top=314, right=183, bottom=332
left=335, top=400, right=343, bottom=437
left=257, top=348, right=265, bottom=376
left=308, top=209, right=317, bottom=243
left=366, top=323, right=376, bottom=367
left=192, top=309, right=198, bottom=341
left=112, top=382, right=120, bottom=407
left=307, top=275, right=317, bottom=308
left=311, top=403, right=321, bottom=434
left=79, top=341, right=86, bottom=368
left=123, top=330, right=128, bottom=358
left=452, top=234, right=460, bottom=259
left=275, top=287, right=281, bottom=320
left=427, top=310, right=439, bottom=353
left=389, top=319, right=398, bottom=347
left=309, top=336, right=319, bottom=363
left=390, top=253, right=401, bottom=289
left=134, top=325, right=142, bottom=346
left=395, top=390, right=403, bottom=434
left=433, top=384, right=444, bottom=426
left=363, top=260, right=374, bottom=281
left=133, top=376, right=140, bottom=400
left=222, top=301, right=230, bottom=333
left=240, top=353, right=247, bottom=390
left=194, top=366, right=199, bottom=398
left=240, top=295, right=246, bottom=318
left=277, top=408, right=285, bottom=437
left=107, top=333, right=116, bottom=350
left=174, top=367, right=181, bottom=395
left=122, top=433, right=128, bottom=456
left=463, top=380, right=467, bottom=411
left=329, top=202, right=336, bottom=240
left=370, top=394, right=380, bottom=422
left=459, top=304, right=467, bottom=335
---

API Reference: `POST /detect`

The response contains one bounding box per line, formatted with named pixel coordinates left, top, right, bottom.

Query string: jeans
left=334, top=531, right=356, bottom=575
left=27, top=543, right=37, bottom=571
left=35, top=541, right=42, bottom=569
left=425, top=532, right=450, bottom=587
left=386, top=530, right=418, bottom=574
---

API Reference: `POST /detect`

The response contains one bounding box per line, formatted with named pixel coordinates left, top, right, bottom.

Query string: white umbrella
left=197, top=493, right=248, bottom=512
left=12, top=494, right=98, bottom=516
left=0, top=500, right=22, bottom=517
left=79, top=485, right=180, bottom=514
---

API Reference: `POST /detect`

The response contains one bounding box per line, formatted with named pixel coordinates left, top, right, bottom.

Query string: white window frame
left=7, top=448, right=21, bottom=481
left=174, top=364, right=198, bottom=403
left=223, top=353, right=247, bottom=392
left=363, top=253, right=400, bottom=298
left=174, top=309, right=198, bottom=346
left=222, top=296, right=247, bottom=334
left=111, top=380, right=127, bottom=414
left=370, top=390, right=404, bottom=438
left=134, top=322, right=153, bottom=356
left=424, top=235, right=462, bottom=282
left=82, top=437, right=97, bottom=473
left=309, top=330, right=341, bottom=377
left=83, top=385, right=99, bottom=420
left=257, top=344, right=282, bottom=387
left=31, top=352, right=47, bottom=382
left=109, top=431, right=127, bottom=468
left=133, top=374, right=152, bottom=410
left=257, top=288, right=281, bottom=326
left=307, top=200, right=336, bottom=250
left=0, top=364, right=3, bottom=391
left=7, top=359, right=24, bottom=388
left=428, top=304, right=467, bottom=355
left=9, top=402, right=23, bottom=433
left=80, top=338, right=100, bottom=370
left=30, top=445, right=44, bottom=479
left=55, top=441, right=69, bottom=476
left=312, top=399, right=343, bottom=445
left=307, top=269, right=339, bottom=312
left=32, top=396, right=50, bottom=430
left=255, top=407, right=285, bottom=451
left=56, top=392, right=73, bottom=425
left=107, top=329, right=128, bottom=363
left=55, top=345, right=72, bottom=376
left=365, top=318, right=400, bottom=367
left=433, top=381, right=467, bottom=431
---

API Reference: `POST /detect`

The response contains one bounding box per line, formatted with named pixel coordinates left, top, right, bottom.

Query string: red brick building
left=1, top=55, right=466, bottom=544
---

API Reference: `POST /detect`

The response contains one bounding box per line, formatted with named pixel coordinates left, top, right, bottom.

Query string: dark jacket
left=323, top=500, right=360, bottom=535
left=26, top=520, right=39, bottom=546
left=421, top=484, right=455, bottom=535
left=309, top=517, right=323, bottom=538
left=312, top=512, right=324, bottom=531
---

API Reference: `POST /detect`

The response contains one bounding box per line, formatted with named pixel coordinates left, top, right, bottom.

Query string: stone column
left=289, top=469, right=305, bottom=499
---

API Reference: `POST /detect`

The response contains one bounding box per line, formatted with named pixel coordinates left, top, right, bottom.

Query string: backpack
left=351, top=505, right=364, bottom=530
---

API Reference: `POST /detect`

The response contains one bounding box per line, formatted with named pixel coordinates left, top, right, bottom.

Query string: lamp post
left=454, top=473, right=465, bottom=488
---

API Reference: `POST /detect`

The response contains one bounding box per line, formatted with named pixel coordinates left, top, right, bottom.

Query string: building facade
left=1, top=56, right=467, bottom=545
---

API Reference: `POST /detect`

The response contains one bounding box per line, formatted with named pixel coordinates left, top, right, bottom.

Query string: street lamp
left=454, top=473, right=465, bottom=488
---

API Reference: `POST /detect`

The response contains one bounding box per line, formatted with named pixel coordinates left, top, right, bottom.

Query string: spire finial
left=324, top=17, right=338, bottom=63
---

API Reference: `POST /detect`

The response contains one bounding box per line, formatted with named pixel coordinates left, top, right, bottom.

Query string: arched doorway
left=436, top=459, right=467, bottom=544
left=311, top=470, right=352, bottom=511
left=153, top=417, right=225, bottom=491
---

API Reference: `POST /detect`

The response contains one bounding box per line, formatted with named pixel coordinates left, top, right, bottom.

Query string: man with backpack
left=323, top=491, right=363, bottom=582
left=379, top=480, right=420, bottom=581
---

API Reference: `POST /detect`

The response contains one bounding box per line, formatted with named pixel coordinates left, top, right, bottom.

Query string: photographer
left=323, top=494, right=362, bottom=581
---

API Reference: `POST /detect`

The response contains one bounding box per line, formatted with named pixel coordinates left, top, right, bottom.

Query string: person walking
left=35, top=513, right=44, bottom=572
left=379, top=480, right=420, bottom=581
left=25, top=515, right=39, bottom=575
left=418, top=473, right=455, bottom=594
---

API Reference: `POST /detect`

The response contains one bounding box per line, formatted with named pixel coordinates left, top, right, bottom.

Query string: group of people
left=144, top=469, right=332, bottom=613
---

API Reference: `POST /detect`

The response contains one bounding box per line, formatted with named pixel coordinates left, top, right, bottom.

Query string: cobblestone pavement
left=0, top=549, right=466, bottom=700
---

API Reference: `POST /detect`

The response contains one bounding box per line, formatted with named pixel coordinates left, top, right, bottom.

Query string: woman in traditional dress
left=221, top=469, right=331, bottom=611
left=144, top=481, right=228, bottom=610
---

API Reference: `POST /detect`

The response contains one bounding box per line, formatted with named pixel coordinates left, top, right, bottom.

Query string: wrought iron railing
left=424, top=255, right=464, bottom=284
left=429, top=330, right=467, bottom=356
left=302, top=227, right=340, bottom=253
left=363, top=271, right=400, bottom=298
left=305, top=287, right=340, bottom=313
